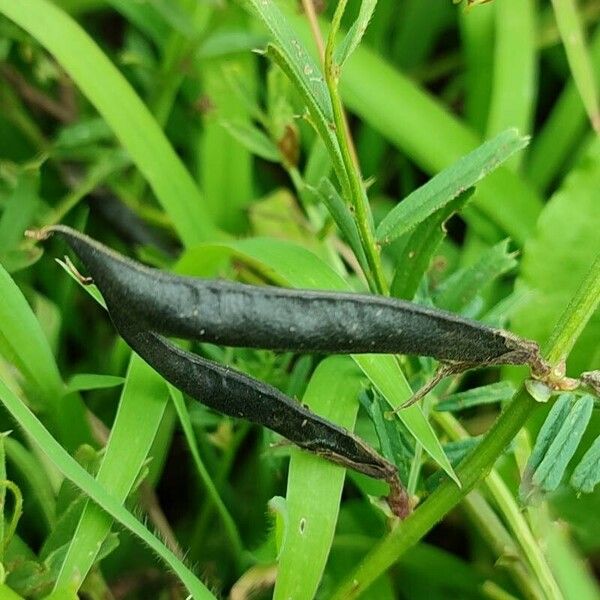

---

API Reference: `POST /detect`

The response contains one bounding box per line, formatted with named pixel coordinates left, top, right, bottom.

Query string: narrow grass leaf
left=4, top=437, right=56, bottom=531
left=434, top=239, right=517, bottom=314
left=571, top=434, right=600, bottom=494
left=376, top=129, right=528, bottom=244
left=179, top=239, right=457, bottom=482
left=65, top=374, right=125, bottom=394
left=435, top=382, right=516, bottom=413
left=283, top=12, right=543, bottom=244
left=220, top=119, right=281, bottom=162
left=0, top=263, right=63, bottom=403
left=244, top=0, right=347, bottom=184
left=0, top=376, right=215, bottom=599
left=0, top=0, right=219, bottom=246
left=54, top=354, right=169, bottom=591
left=315, top=177, right=369, bottom=273
left=168, top=385, right=243, bottom=558
left=551, top=0, right=600, bottom=133
left=531, top=395, right=594, bottom=494
left=274, top=356, right=363, bottom=600
left=335, top=0, right=378, bottom=67
left=486, top=0, right=536, bottom=170
left=390, top=189, right=474, bottom=300
left=526, top=28, right=600, bottom=191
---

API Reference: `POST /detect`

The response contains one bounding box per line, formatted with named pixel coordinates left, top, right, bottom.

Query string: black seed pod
left=40, top=225, right=539, bottom=367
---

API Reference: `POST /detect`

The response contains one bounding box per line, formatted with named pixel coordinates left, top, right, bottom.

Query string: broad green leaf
left=65, top=373, right=125, bottom=394
left=512, top=139, right=600, bottom=374
left=0, top=376, right=215, bottom=599
left=0, top=0, right=219, bottom=246
left=274, top=356, right=363, bottom=600
left=532, top=395, right=594, bottom=493
left=571, top=434, right=600, bottom=494
left=335, top=0, right=378, bottom=67
left=54, top=354, right=169, bottom=591
left=435, top=381, right=516, bottom=412
left=179, top=238, right=457, bottom=483
left=376, top=129, right=529, bottom=244
left=434, top=239, right=517, bottom=314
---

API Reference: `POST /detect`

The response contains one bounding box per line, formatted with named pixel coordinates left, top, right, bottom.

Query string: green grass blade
left=486, top=0, right=537, bottom=170
left=459, top=3, right=495, bottom=133
left=335, top=0, right=378, bottom=67
left=54, top=354, right=169, bottom=590
left=0, top=0, right=219, bottom=246
left=551, top=0, right=600, bottom=133
left=333, top=30, right=542, bottom=244
left=526, top=28, right=600, bottom=191
left=376, top=129, right=529, bottom=245
left=0, top=263, right=63, bottom=404
left=0, top=375, right=215, bottom=599
left=168, top=385, right=244, bottom=559
left=179, top=239, right=457, bottom=483
left=274, top=356, right=364, bottom=600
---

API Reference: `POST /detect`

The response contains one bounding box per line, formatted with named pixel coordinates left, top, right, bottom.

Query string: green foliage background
left=0, top=0, right=598, bottom=598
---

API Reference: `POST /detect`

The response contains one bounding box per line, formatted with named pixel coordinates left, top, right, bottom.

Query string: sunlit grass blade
left=526, top=28, right=600, bottom=191
left=376, top=129, right=528, bottom=245
left=178, top=239, right=457, bottom=482
left=486, top=0, right=536, bottom=170
left=551, top=0, right=600, bottom=133
left=54, top=354, right=169, bottom=591
left=0, top=376, right=215, bottom=599
left=274, top=356, right=363, bottom=600
left=0, top=0, right=219, bottom=246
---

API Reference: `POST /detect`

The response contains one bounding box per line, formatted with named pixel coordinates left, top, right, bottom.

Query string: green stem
left=324, top=0, right=389, bottom=295
left=330, top=253, right=600, bottom=599
left=436, top=412, right=561, bottom=600
left=462, top=491, right=544, bottom=600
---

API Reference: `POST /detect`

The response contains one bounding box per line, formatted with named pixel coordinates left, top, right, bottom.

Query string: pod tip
left=25, top=226, right=54, bottom=242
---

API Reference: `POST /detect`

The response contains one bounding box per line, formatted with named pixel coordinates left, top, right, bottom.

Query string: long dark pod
left=32, top=225, right=543, bottom=370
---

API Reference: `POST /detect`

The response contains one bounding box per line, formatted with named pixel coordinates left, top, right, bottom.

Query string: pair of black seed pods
left=32, top=226, right=547, bottom=517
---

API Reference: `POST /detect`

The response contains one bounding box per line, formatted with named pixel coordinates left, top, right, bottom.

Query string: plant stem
left=330, top=253, right=600, bottom=599
left=436, top=412, right=561, bottom=600
left=324, top=0, right=389, bottom=295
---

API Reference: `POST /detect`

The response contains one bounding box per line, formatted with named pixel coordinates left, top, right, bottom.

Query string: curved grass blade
left=551, top=0, right=600, bottom=133
left=178, top=239, right=457, bottom=483
left=435, top=381, right=516, bottom=413
left=0, top=263, right=63, bottom=403
left=376, top=129, right=529, bottom=245
left=274, top=356, right=363, bottom=600
left=54, top=354, right=169, bottom=591
left=0, top=376, right=215, bottom=600
left=0, top=0, right=219, bottom=246
left=335, top=0, right=378, bottom=68
left=486, top=0, right=536, bottom=171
